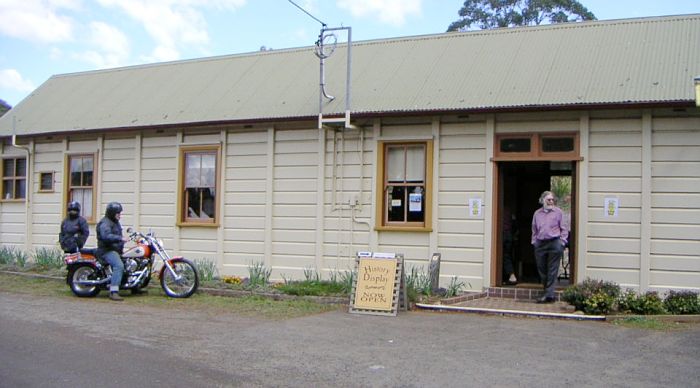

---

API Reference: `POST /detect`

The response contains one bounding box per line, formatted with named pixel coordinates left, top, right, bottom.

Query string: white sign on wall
left=604, top=197, right=619, bottom=218
left=468, top=198, right=482, bottom=218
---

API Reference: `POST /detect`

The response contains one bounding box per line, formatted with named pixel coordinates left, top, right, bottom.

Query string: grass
left=0, top=272, right=340, bottom=320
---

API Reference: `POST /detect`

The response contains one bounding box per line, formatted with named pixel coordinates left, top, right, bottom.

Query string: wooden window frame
left=494, top=132, right=580, bottom=161
left=38, top=171, right=55, bottom=193
left=375, top=140, right=433, bottom=232
left=64, top=153, right=98, bottom=222
left=1, top=157, right=27, bottom=201
left=177, top=144, right=221, bottom=227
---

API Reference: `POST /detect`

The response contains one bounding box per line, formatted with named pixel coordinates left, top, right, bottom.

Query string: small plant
left=445, top=276, right=465, bottom=298
left=247, top=261, right=271, bottom=288
left=194, top=259, right=218, bottom=282
left=222, top=275, right=243, bottom=285
left=618, top=290, right=666, bottom=315
left=582, top=291, right=616, bottom=315
left=562, top=278, right=621, bottom=313
left=663, top=290, right=700, bottom=315
left=34, top=247, right=64, bottom=269
left=13, top=249, right=28, bottom=268
left=405, top=266, right=432, bottom=299
left=337, top=269, right=356, bottom=294
left=0, top=246, right=16, bottom=265
left=303, top=267, right=321, bottom=282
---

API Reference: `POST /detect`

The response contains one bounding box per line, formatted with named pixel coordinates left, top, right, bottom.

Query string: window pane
left=500, top=138, right=531, bottom=153
left=386, top=147, right=404, bottom=182
left=407, top=186, right=424, bottom=222
left=185, top=154, right=202, bottom=187
left=15, top=179, right=26, bottom=199
left=3, top=160, right=13, bottom=177
left=201, top=188, right=215, bottom=218
left=542, top=137, right=574, bottom=152
left=186, top=188, right=202, bottom=218
left=70, top=158, right=82, bottom=186
left=82, top=158, right=93, bottom=186
left=387, top=186, right=405, bottom=222
left=40, top=173, right=53, bottom=191
left=15, top=159, right=26, bottom=176
left=405, top=146, right=425, bottom=182
left=3, top=181, right=13, bottom=199
left=200, top=154, right=216, bottom=188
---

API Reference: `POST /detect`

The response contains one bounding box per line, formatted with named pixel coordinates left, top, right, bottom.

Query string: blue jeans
left=102, top=251, right=123, bottom=292
left=534, top=239, right=563, bottom=298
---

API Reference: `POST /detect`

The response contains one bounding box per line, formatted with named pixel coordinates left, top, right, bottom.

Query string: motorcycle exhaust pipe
left=73, top=278, right=110, bottom=286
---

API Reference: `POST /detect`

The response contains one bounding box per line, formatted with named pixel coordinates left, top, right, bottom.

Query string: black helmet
left=105, top=202, right=123, bottom=220
left=67, top=201, right=81, bottom=219
left=67, top=201, right=81, bottom=212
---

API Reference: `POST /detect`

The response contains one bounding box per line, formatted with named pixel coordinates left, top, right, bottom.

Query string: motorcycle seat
left=80, top=247, right=97, bottom=256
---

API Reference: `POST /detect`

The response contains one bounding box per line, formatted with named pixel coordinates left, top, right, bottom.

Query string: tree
left=447, top=0, right=596, bottom=31
left=0, top=99, right=10, bottom=117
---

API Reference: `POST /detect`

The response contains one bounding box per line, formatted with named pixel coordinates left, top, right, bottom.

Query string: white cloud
left=336, top=0, right=422, bottom=27
left=0, top=69, right=36, bottom=93
left=97, top=0, right=246, bottom=62
left=0, top=0, right=77, bottom=43
left=74, top=21, right=130, bottom=68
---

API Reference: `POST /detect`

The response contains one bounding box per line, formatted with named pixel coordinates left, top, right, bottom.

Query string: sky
left=0, top=0, right=698, bottom=107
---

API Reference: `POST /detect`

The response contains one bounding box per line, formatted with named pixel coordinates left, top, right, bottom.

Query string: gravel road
left=1, top=291, right=699, bottom=387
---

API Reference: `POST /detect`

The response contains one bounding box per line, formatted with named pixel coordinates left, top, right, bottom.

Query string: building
left=1, top=14, right=699, bottom=292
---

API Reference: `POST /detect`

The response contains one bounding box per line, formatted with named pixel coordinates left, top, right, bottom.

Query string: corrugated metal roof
left=2, top=14, right=699, bottom=136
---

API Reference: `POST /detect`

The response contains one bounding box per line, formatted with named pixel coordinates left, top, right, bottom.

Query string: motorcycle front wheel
left=67, top=264, right=101, bottom=297
left=160, top=258, right=199, bottom=298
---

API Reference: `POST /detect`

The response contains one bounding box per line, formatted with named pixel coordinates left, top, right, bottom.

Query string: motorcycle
left=65, top=228, right=199, bottom=298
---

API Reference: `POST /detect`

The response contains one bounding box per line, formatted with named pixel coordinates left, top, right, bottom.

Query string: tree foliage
left=0, top=99, right=10, bottom=117
left=447, top=0, right=596, bottom=31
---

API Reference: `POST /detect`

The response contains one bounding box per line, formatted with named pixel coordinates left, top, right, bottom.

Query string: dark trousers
left=534, top=239, right=563, bottom=298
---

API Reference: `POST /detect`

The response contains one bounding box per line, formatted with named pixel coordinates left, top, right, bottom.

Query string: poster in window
left=409, top=193, right=422, bottom=212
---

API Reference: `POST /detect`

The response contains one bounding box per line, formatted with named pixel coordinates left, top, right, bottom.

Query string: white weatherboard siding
left=223, top=129, right=268, bottom=276
left=31, top=141, right=64, bottom=247
left=586, top=118, right=643, bottom=287
left=437, top=121, right=487, bottom=290
left=649, top=117, right=700, bottom=290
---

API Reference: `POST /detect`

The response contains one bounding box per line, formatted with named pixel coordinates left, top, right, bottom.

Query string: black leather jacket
left=96, top=216, right=124, bottom=255
left=59, top=216, right=89, bottom=253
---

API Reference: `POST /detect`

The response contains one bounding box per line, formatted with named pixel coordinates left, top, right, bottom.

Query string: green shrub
left=562, top=278, right=621, bottom=312
left=583, top=291, right=616, bottom=315
left=405, top=266, right=431, bottom=298
left=618, top=290, right=666, bottom=315
left=275, top=280, right=346, bottom=296
left=34, top=247, right=64, bottom=269
left=664, top=290, right=700, bottom=315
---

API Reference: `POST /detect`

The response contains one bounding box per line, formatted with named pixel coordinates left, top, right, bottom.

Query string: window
left=2, top=158, right=26, bottom=200
left=39, top=172, right=54, bottom=192
left=376, top=141, right=433, bottom=230
left=495, top=133, right=579, bottom=160
left=67, top=154, right=96, bottom=221
left=179, top=146, right=220, bottom=225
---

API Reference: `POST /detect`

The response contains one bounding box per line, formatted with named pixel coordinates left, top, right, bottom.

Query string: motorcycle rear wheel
left=68, top=264, right=101, bottom=297
left=160, top=258, right=199, bottom=298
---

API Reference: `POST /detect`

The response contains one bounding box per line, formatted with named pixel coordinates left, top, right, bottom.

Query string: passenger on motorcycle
left=96, top=202, right=129, bottom=301
left=59, top=201, right=89, bottom=253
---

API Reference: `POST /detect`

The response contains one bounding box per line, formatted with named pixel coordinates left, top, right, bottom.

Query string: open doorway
left=496, top=161, right=575, bottom=287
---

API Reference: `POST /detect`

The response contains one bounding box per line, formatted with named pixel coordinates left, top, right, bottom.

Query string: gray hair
left=539, top=190, right=554, bottom=205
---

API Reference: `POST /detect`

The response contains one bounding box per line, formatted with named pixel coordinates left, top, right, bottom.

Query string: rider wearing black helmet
left=96, top=202, right=129, bottom=301
left=59, top=201, right=89, bottom=253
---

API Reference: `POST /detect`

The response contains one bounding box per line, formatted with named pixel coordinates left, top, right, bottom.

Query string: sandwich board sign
left=349, top=252, right=406, bottom=316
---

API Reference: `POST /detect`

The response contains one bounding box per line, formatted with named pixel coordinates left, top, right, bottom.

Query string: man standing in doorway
left=531, top=191, right=568, bottom=303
